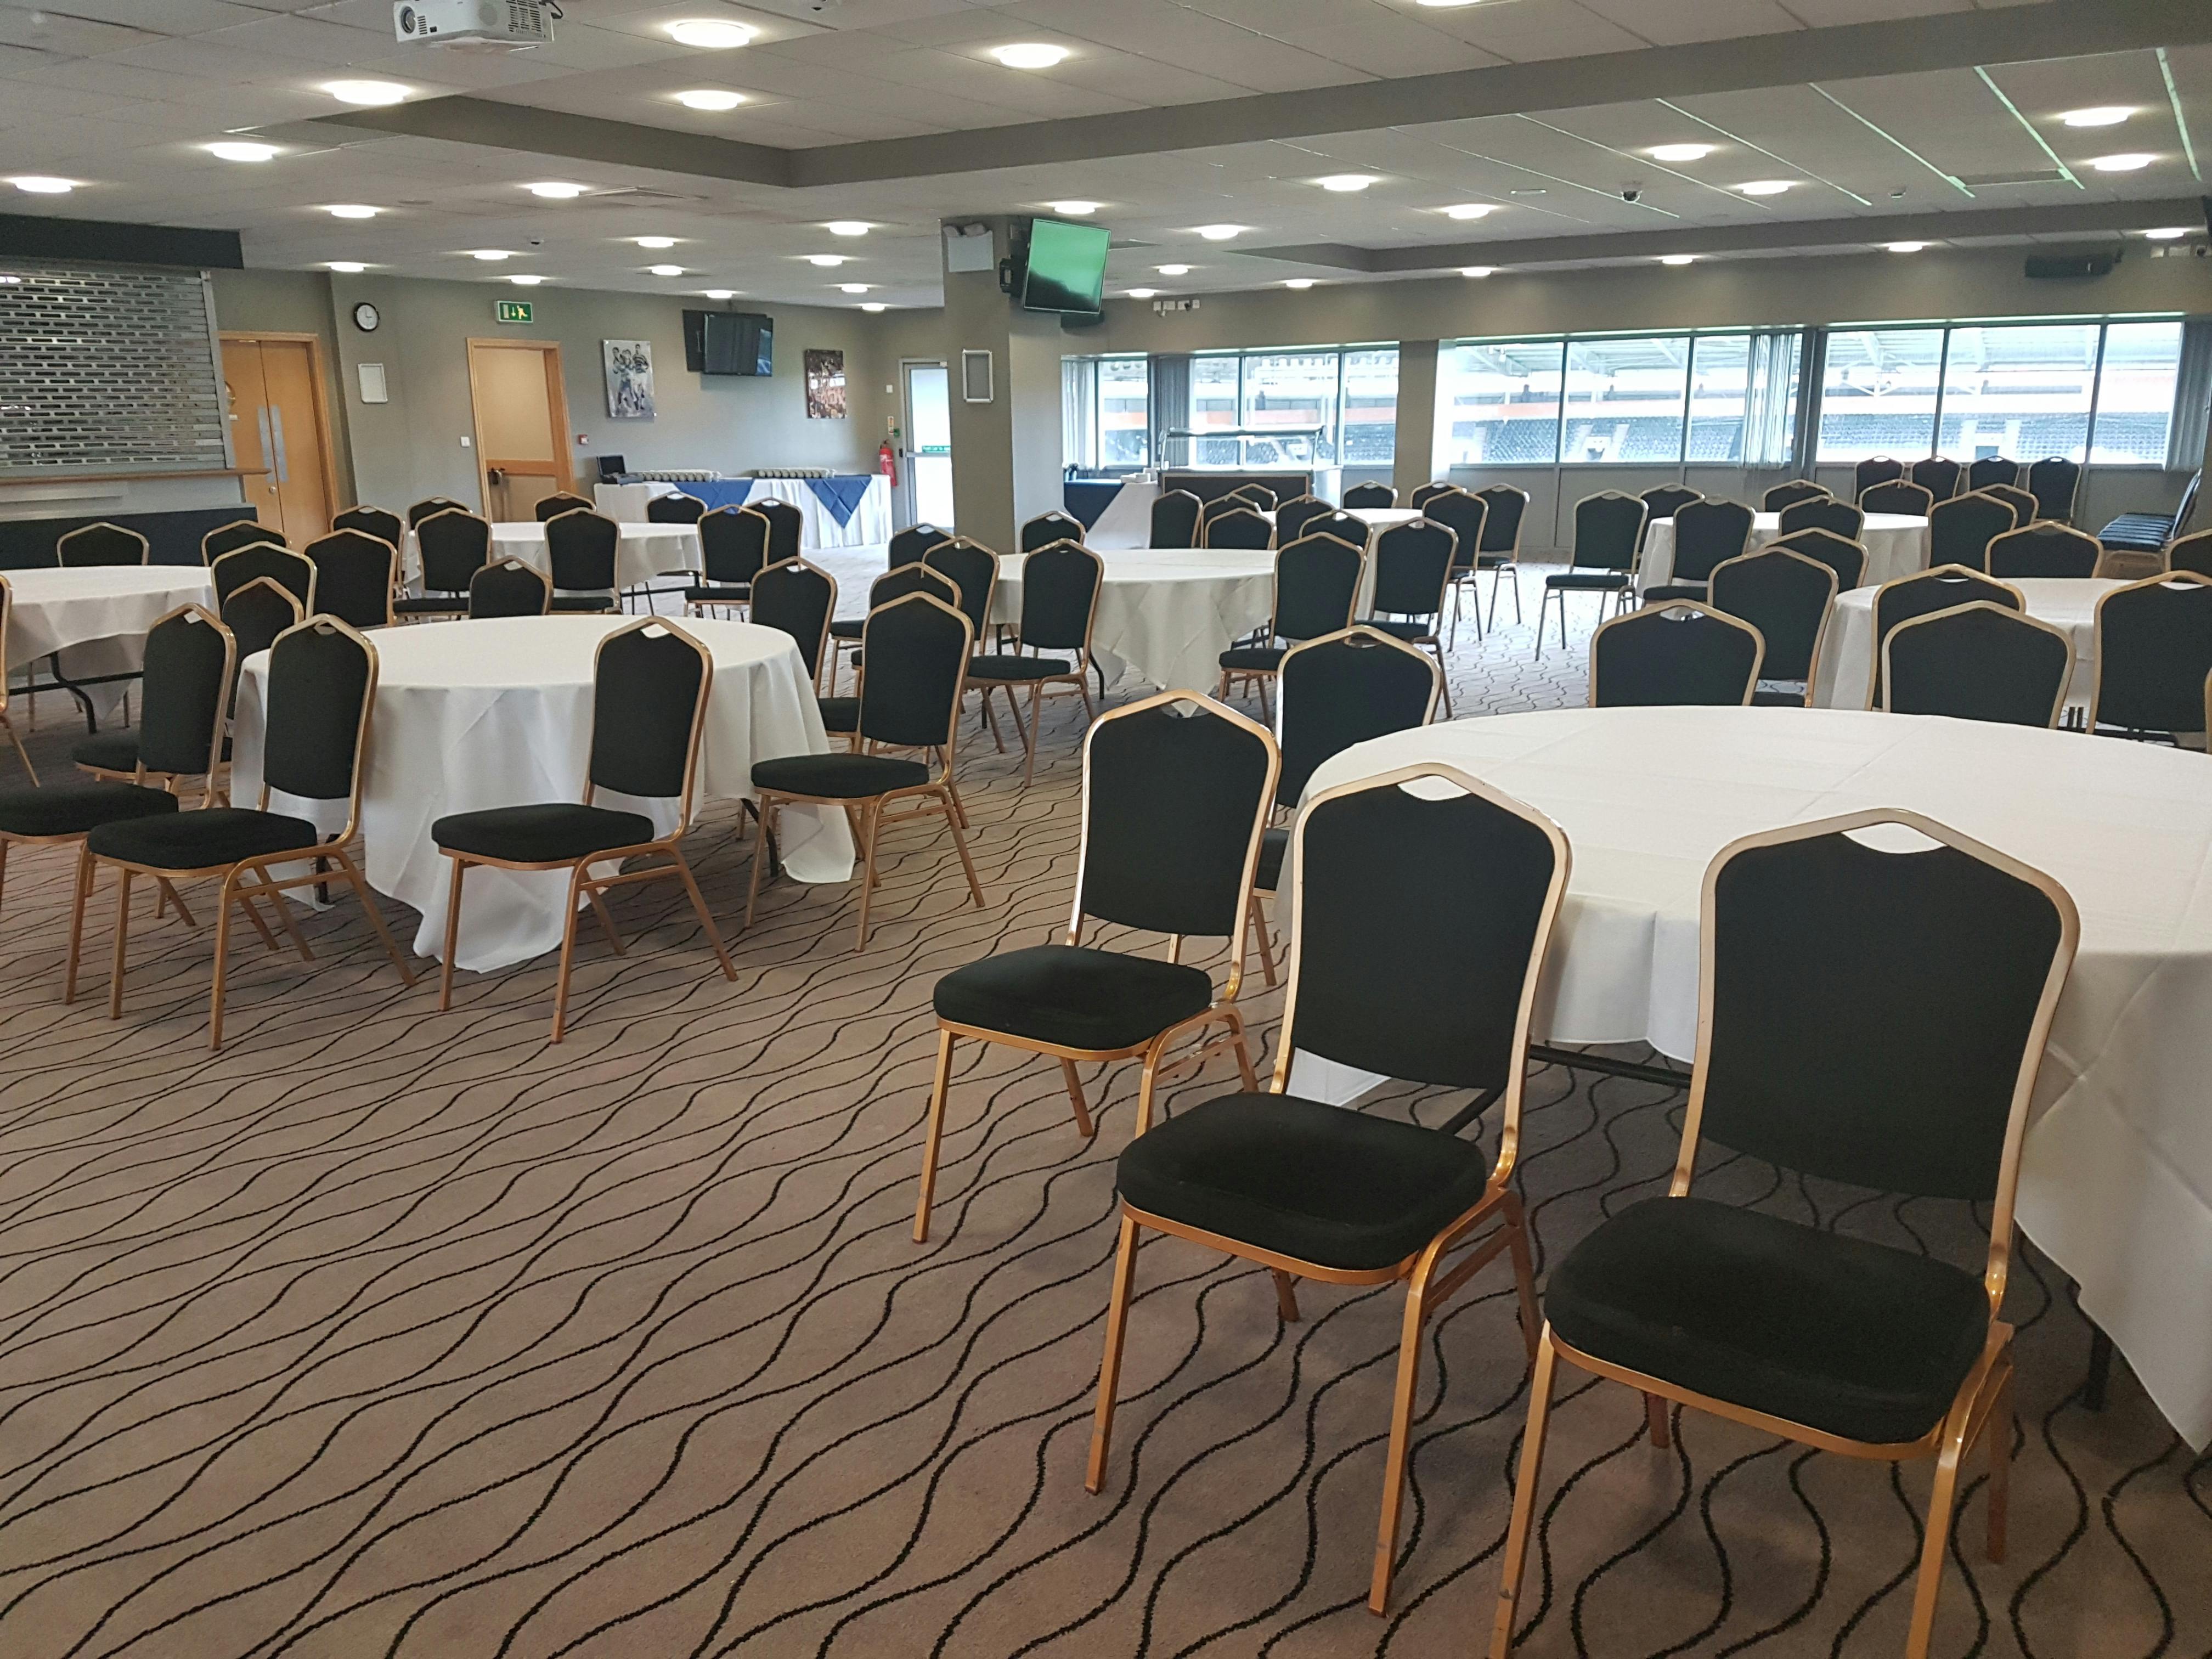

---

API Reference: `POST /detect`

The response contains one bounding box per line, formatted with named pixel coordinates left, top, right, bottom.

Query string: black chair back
left=1591, top=603, right=1762, bottom=707
left=1020, top=510, right=1085, bottom=553
left=754, top=498, right=804, bottom=565
left=1668, top=498, right=1754, bottom=584
left=1981, top=482, right=2038, bottom=524
left=1149, top=490, right=1201, bottom=548
left=1277, top=629, right=1439, bottom=805
left=1907, top=457, right=1963, bottom=501
left=1709, top=548, right=1837, bottom=683
left=858, top=592, right=973, bottom=751
left=1928, top=493, right=2018, bottom=573
left=1883, top=603, right=2071, bottom=728
left=1303, top=510, right=1369, bottom=551
left=698, top=506, right=772, bottom=588
left=1777, top=495, right=1864, bottom=541
left=889, top=523, right=952, bottom=568
left=1872, top=567, right=2020, bottom=703
left=1471, top=486, right=1527, bottom=556
left=751, top=558, right=837, bottom=679
left=1761, top=480, right=1828, bottom=512
left=262, top=618, right=374, bottom=811
left=2091, top=573, right=2212, bottom=736
left=534, top=492, right=593, bottom=523
left=1409, top=483, right=1454, bottom=511
left=1274, top=533, right=1365, bottom=642
left=212, top=543, right=314, bottom=613
left=1229, top=483, right=1277, bottom=512
left=416, top=509, right=492, bottom=594
left=1369, top=520, right=1455, bottom=622
left=646, top=492, right=707, bottom=524
left=1639, top=485, right=1701, bottom=538
left=545, top=509, right=618, bottom=594
left=1018, top=541, right=1103, bottom=653
left=1860, top=480, right=1934, bottom=518
left=1572, top=493, right=1646, bottom=572
left=1275, top=496, right=1331, bottom=546
left=1421, top=490, right=1487, bottom=572
left=922, top=538, right=998, bottom=637
left=469, top=558, right=551, bottom=618
left=1770, top=528, right=1866, bottom=592
left=57, top=522, right=147, bottom=567
left=871, top=563, right=958, bottom=610
left=202, top=520, right=275, bottom=565
left=2027, top=456, right=2081, bottom=522
left=1988, top=522, right=2098, bottom=579
left=1968, top=456, right=2021, bottom=492
left=589, top=620, right=710, bottom=805
left=303, top=529, right=395, bottom=630
left=406, top=497, right=467, bottom=529
left=138, top=605, right=234, bottom=779
left=1342, top=483, right=1397, bottom=509
left=332, top=506, right=403, bottom=545
left=220, top=578, right=303, bottom=673
left=1203, top=507, right=1272, bottom=550
left=2168, top=529, right=2212, bottom=578
left=1854, top=457, right=1905, bottom=495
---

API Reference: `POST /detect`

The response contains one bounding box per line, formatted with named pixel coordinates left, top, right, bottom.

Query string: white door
left=902, top=361, right=955, bottom=531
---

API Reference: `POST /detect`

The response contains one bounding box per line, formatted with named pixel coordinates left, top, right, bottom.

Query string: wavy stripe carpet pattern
left=0, top=572, right=2204, bottom=1659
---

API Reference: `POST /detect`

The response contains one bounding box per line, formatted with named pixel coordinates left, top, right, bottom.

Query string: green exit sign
left=495, top=300, right=533, bottom=324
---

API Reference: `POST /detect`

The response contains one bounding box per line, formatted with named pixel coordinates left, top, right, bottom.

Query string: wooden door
left=221, top=335, right=335, bottom=542
left=467, top=340, right=571, bottom=520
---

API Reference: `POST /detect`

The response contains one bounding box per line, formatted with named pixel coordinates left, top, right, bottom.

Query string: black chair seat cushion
left=1356, top=617, right=1431, bottom=642
left=0, top=782, right=178, bottom=838
left=432, top=802, right=655, bottom=864
left=1547, top=1196, right=1990, bottom=1444
left=86, top=807, right=317, bottom=869
left=71, top=732, right=140, bottom=773
left=1117, top=1092, right=1493, bottom=1272
left=684, top=584, right=751, bottom=605
left=1219, top=645, right=1288, bottom=672
left=1547, top=571, right=1632, bottom=590
left=935, top=943, right=1213, bottom=1052
left=1641, top=583, right=1707, bottom=603
left=1254, top=825, right=1288, bottom=891
left=393, top=595, right=469, bottom=614
left=829, top=618, right=865, bottom=640
left=968, top=653, right=1073, bottom=681
left=752, top=753, right=928, bottom=799
left=1751, top=687, right=1808, bottom=707
left=1477, top=554, right=1516, bottom=569
left=549, top=595, right=618, bottom=613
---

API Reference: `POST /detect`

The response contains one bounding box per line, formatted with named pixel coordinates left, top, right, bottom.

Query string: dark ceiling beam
left=309, top=98, right=793, bottom=188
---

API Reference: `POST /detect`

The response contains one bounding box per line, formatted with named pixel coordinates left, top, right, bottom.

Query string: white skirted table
left=398, top=523, right=699, bottom=596
left=1813, top=577, right=2119, bottom=710
left=231, top=616, right=854, bottom=971
left=988, top=549, right=1277, bottom=695
left=2, top=565, right=216, bottom=722
left=1641, top=511, right=1929, bottom=592
left=1303, top=705, right=2212, bottom=1449
left=595, top=477, right=894, bottom=550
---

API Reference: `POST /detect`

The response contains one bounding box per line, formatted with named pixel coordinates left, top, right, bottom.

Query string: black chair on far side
left=747, top=591, right=986, bottom=950
left=1709, top=545, right=1839, bottom=707
left=683, top=505, right=772, bottom=617
left=1639, top=484, right=1701, bottom=538
left=1778, top=495, right=1865, bottom=542
left=1493, top=809, right=2076, bottom=1659
left=58, top=522, right=149, bottom=567
left=1343, top=482, right=1397, bottom=509
left=1020, top=509, right=1085, bottom=552
left=1150, top=489, right=1202, bottom=549
left=1928, top=492, right=2019, bottom=573
left=1465, top=484, right=1530, bottom=635
left=469, top=557, right=551, bottom=619
left=1229, top=483, right=1277, bottom=512
left=754, top=498, right=805, bottom=567
left=1643, top=496, right=1753, bottom=604
left=202, top=519, right=275, bottom=565
left=1590, top=601, right=1762, bottom=707
left=406, top=496, right=467, bottom=529
left=1095, top=759, right=1568, bottom=1616
left=1861, top=479, right=1936, bottom=519
left=1537, top=492, right=1646, bottom=657
left=432, top=618, right=736, bottom=1041
left=646, top=490, right=707, bottom=525
left=1982, top=482, right=2039, bottom=526
left=1218, top=533, right=1366, bottom=713
left=1908, top=456, right=1964, bottom=501
left=1988, top=522, right=2100, bottom=579
left=1969, top=456, right=2021, bottom=492
left=1418, top=489, right=1487, bottom=643
left=70, top=617, right=417, bottom=1050
left=915, top=691, right=1276, bottom=1242
left=1275, top=495, right=1332, bottom=546
left=1770, top=527, right=1867, bottom=594
left=332, top=505, right=403, bottom=546
left=822, top=563, right=959, bottom=718
left=2027, top=456, right=2082, bottom=523
left=394, top=509, right=490, bottom=618
left=831, top=526, right=954, bottom=679
left=966, top=540, right=1104, bottom=786
left=1855, top=456, right=1906, bottom=495
left=1359, top=518, right=1458, bottom=711
left=1762, top=479, right=1829, bottom=513
left=543, top=509, right=622, bottom=612
left=1869, top=566, right=2021, bottom=708
left=2090, top=571, right=2212, bottom=742
left=219, top=578, right=304, bottom=681
left=212, top=543, right=315, bottom=614
left=922, top=537, right=1002, bottom=740
left=303, top=529, right=397, bottom=630
left=889, top=523, right=953, bottom=568
left=534, top=492, right=594, bottom=523
left=749, top=557, right=837, bottom=693
left=1883, top=603, right=2073, bottom=729
left=1203, top=505, right=1273, bottom=550
left=1409, top=482, right=1455, bottom=511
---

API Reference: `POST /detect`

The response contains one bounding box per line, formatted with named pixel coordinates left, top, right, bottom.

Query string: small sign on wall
left=495, top=300, right=533, bottom=324
left=357, top=362, right=389, bottom=404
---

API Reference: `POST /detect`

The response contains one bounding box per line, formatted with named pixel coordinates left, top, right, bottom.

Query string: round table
left=1814, top=577, right=2119, bottom=710
left=231, top=616, right=854, bottom=970
left=989, top=549, right=1276, bottom=694
left=400, top=523, right=699, bottom=595
left=1641, top=511, right=1929, bottom=592
left=1305, top=704, right=2212, bottom=1449
left=2, top=565, right=215, bottom=721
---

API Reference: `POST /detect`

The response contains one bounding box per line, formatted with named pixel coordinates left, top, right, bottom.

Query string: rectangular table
left=1641, top=512, right=1929, bottom=592
left=595, top=477, right=893, bottom=550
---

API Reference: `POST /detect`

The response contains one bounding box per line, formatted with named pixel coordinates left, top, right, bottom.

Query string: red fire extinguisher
left=878, top=437, right=899, bottom=488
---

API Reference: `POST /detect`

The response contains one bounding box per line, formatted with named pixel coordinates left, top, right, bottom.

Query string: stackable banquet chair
left=965, top=539, right=1103, bottom=785
left=2027, top=456, right=2082, bottom=523
left=822, top=564, right=959, bottom=721
left=1987, top=522, right=2099, bottom=579
left=1981, top=482, right=2039, bottom=526
left=682, top=505, right=772, bottom=617
left=1, top=605, right=232, bottom=915
left=914, top=691, right=1275, bottom=1242
left=1359, top=518, right=1458, bottom=710
left=889, top=524, right=952, bottom=569
left=2168, top=529, right=2212, bottom=577
left=405, top=496, right=467, bottom=529
left=1217, top=532, right=1367, bottom=713
left=1274, top=495, right=1331, bottom=546
left=1762, top=479, right=1829, bottom=512
left=1302, top=509, right=1371, bottom=551
left=393, top=508, right=489, bottom=618
left=1537, top=492, right=1646, bottom=657
left=1408, top=482, right=1454, bottom=510
left=1493, top=809, right=2076, bottom=1659
left=431, top=618, right=735, bottom=1040
left=1870, top=566, right=2021, bottom=707
left=748, top=558, right=837, bottom=693
left=922, top=537, right=1001, bottom=733
left=1639, top=483, right=1702, bottom=540
left=1855, top=457, right=1906, bottom=495
left=1778, top=494, right=1865, bottom=542
left=1883, top=603, right=2073, bottom=729
left=533, top=492, right=593, bottom=523
left=830, top=526, right=952, bottom=676
left=202, top=518, right=275, bottom=564
left=1465, top=483, right=1530, bottom=634
left=302, top=529, right=397, bottom=630
left=1203, top=505, right=1273, bottom=551
left=1643, top=496, right=1754, bottom=604
left=1709, top=545, right=1838, bottom=707
left=543, top=509, right=622, bottom=612
left=469, top=558, right=551, bottom=618
left=1342, top=482, right=1397, bottom=509
left=70, top=616, right=417, bottom=1050
left=646, top=490, right=706, bottom=524
left=754, top=498, right=804, bottom=566
left=1969, top=456, right=2022, bottom=492
left=0, top=579, right=34, bottom=783
left=57, top=522, right=149, bottom=566
left=1771, top=527, right=1868, bottom=594
left=1229, top=483, right=1277, bottom=512
left=2090, top=571, right=2212, bottom=742
left=1418, top=488, right=1488, bottom=642
left=212, top=543, right=315, bottom=613
left=219, top=578, right=303, bottom=679
left=748, top=591, right=986, bottom=950
left=1020, top=509, right=1085, bottom=552
left=1590, top=601, right=1763, bottom=707
left=332, top=505, right=403, bottom=546
left=1908, top=456, right=1965, bottom=501
left=1861, top=480, right=1936, bottom=519
left=1094, top=759, right=1567, bottom=1616
left=1928, top=492, right=2018, bottom=573
left=1149, top=490, right=1202, bottom=549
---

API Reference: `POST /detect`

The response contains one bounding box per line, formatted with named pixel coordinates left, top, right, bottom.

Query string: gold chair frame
left=1589, top=597, right=1765, bottom=707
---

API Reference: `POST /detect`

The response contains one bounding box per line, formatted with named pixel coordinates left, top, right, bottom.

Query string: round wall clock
left=352, top=301, right=381, bottom=332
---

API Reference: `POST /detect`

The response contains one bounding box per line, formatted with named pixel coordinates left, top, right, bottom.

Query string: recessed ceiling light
left=675, top=89, right=746, bottom=111
left=324, top=80, right=408, bottom=106
left=992, top=43, right=1070, bottom=68
left=1414, top=0, right=1490, bottom=7
left=326, top=204, right=379, bottom=219
left=839, top=283, right=870, bottom=293
left=471, top=249, right=512, bottom=261
left=526, top=181, right=585, bottom=198
left=1125, top=287, right=1158, bottom=298
left=635, top=236, right=677, bottom=249
left=825, top=220, right=870, bottom=235
left=510, top=274, right=545, bottom=285
left=1462, top=266, right=1495, bottom=278
left=805, top=253, right=848, bottom=266
left=1156, top=264, right=1192, bottom=275
left=1649, top=143, right=1715, bottom=162
left=1660, top=253, right=1697, bottom=266
left=860, top=302, right=887, bottom=312
left=1317, top=174, right=1380, bottom=192
left=1737, top=179, right=1793, bottom=195
left=326, top=261, right=367, bottom=273
left=1509, top=187, right=1547, bottom=196
left=2060, top=106, right=2132, bottom=127
left=1049, top=200, right=1103, bottom=215
left=648, top=264, right=684, bottom=276
left=207, top=141, right=278, bottom=162
left=1284, top=278, right=1316, bottom=289
left=667, top=19, right=754, bottom=48
left=2143, top=226, right=2192, bottom=239
left=11, top=176, right=75, bottom=194
left=1886, top=241, right=1928, bottom=253
left=2089, top=153, right=2155, bottom=172
left=1195, top=224, right=1245, bottom=241
left=702, top=289, right=736, bottom=300
left=1441, top=203, right=1496, bottom=219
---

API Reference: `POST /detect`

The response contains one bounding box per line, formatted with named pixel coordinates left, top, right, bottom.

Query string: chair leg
left=1904, top=1404, right=1975, bottom=1659
left=585, top=885, right=627, bottom=955
left=107, top=866, right=134, bottom=1020
left=1370, top=1244, right=1444, bottom=1613
left=670, top=845, right=737, bottom=979
left=64, top=847, right=93, bottom=1003
left=940, top=788, right=986, bottom=911
left=853, top=798, right=884, bottom=950
left=157, top=878, right=199, bottom=932
left=0, top=836, right=7, bottom=913
left=208, top=870, right=239, bottom=1050
left=913, top=1029, right=956, bottom=1243
left=1271, top=1268, right=1301, bottom=1322
left=2, top=712, right=37, bottom=786
left=1645, top=1393, right=1672, bottom=1448
left=1247, top=891, right=1278, bottom=988
left=332, top=849, right=416, bottom=985
left=743, top=797, right=776, bottom=928
left=1533, top=591, right=1548, bottom=659
left=1489, top=1330, right=1560, bottom=1659
left=1987, top=1368, right=2012, bottom=1561
left=1085, top=1213, right=1143, bottom=1493
left=1022, top=681, right=1045, bottom=787
left=980, top=686, right=1005, bottom=752
left=1431, top=643, right=1454, bottom=717
left=439, top=857, right=465, bottom=1010
left=1502, top=1190, right=1541, bottom=1364
left=1059, top=1057, right=1094, bottom=1138
left=549, top=864, right=586, bottom=1041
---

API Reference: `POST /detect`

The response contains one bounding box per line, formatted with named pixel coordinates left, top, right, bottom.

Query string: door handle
left=269, top=405, right=290, bottom=484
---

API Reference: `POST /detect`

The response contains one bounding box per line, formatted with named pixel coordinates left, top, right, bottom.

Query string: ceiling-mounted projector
left=393, top=1, right=554, bottom=47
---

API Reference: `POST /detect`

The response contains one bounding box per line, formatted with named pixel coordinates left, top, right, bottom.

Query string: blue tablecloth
left=804, top=475, right=876, bottom=528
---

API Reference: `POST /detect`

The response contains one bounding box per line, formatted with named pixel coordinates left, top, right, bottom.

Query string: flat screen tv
left=1021, top=218, right=1109, bottom=315
left=682, top=309, right=774, bottom=376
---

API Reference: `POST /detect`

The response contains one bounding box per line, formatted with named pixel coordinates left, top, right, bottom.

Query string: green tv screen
left=1022, top=218, right=1109, bottom=314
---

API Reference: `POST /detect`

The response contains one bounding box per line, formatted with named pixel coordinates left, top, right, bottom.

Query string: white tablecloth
left=1814, top=577, right=2117, bottom=710
left=232, top=616, right=854, bottom=971
left=3, top=566, right=215, bottom=718
left=989, top=549, right=1276, bottom=694
left=596, top=477, right=894, bottom=550
left=1305, top=706, right=2212, bottom=1448
left=1642, top=512, right=1929, bottom=591
left=490, top=522, right=699, bottom=595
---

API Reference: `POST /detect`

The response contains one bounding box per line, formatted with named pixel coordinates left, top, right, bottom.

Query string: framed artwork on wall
left=805, top=348, right=847, bottom=419
left=602, top=339, right=656, bottom=419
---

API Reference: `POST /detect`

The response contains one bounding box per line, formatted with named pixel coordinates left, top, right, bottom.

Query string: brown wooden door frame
left=219, top=331, right=340, bottom=532
left=465, top=337, right=572, bottom=516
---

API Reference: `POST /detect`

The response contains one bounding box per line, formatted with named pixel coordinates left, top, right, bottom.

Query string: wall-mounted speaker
left=2024, top=252, right=2117, bottom=280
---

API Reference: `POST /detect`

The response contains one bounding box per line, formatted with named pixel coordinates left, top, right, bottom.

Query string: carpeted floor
left=0, top=568, right=2203, bottom=1659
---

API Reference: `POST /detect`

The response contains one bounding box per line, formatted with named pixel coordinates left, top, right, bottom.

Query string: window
left=1189, top=354, right=1242, bottom=467
left=1938, top=323, right=2098, bottom=464
left=1818, top=328, right=1943, bottom=463
left=1436, top=340, right=1565, bottom=466
left=1097, top=355, right=1150, bottom=467
left=1106, top=346, right=1398, bottom=469
left=1241, top=351, right=1340, bottom=461
left=1342, top=349, right=1400, bottom=464
left=2091, top=320, right=2185, bottom=465
left=1561, top=336, right=1689, bottom=463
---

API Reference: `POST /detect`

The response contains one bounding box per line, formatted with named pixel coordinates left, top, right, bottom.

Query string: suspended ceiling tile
left=1572, top=0, right=1805, bottom=47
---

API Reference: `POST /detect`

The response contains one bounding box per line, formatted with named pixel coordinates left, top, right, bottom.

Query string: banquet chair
left=543, top=509, right=622, bottom=612
left=1492, top=808, right=2075, bottom=1659
left=2, top=605, right=233, bottom=916
left=1302, top=509, right=1371, bottom=552
left=405, top=496, right=467, bottom=529
left=1359, top=518, right=1458, bottom=711
left=1590, top=601, right=1762, bottom=707
left=212, top=543, right=315, bottom=613
left=755, top=498, right=804, bottom=566
left=1981, top=482, right=2039, bottom=525
left=1771, top=527, right=1867, bottom=593
left=1988, top=522, right=2099, bottom=580
left=2027, top=456, right=2081, bottom=523
left=1908, top=457, right=1965, bottom=501
left=749, top=557, right=837, bottom=692
left=533, top=492, right=593, bottom=523
left=825, top=563, right=959, bottom=713
left=889, top=523, right=953, bottom=569
left=331, top=505, right=403, bottom=546
left=1928, top=492, right=2019, bottom=573
left=431, top=618, right=735, bottom=1040
left=70, top=616, right=417, bottom=1051
left=1643, top=497, right=1754, bottom=603
left=1229, top=483, right=1277, bottom=512
left=923, top=537, right=1006, bottom=743
left=746, top=591, right=986, bottom=950
left=1218, top=532, right=1367, bottom=713
left=1020, top=509, right=1085, bottom=552
left=302, top=529, right=397, bottom=630
left=1855, top=457, right=1906, bottom=495
left=2168, top=529, right=2212, bottom=577
left=1343, top=482, right=1397, bottom=509
left=1466, top=484, right=1530, bottom=634
left=1203, top=506, right=1273, bottom=551
left=1409, top=482, right=1455, bottom=511
left=57, top=522, right=149, bottom=567
left=1861, top=480, right=1936, bottom=519
left=1537, top=492, right=1647, bottom=658
left=965, top=540, right=1103, bottom=786
left=1274, top=495, right=1331, bottom=546
left=1969, top=456, right=2022, bottom=492
left=915, top=691, right=1275, bottom=1241
left=468, top=557, right=551, bottom=619
left=1709, top=546, right=1838, bottom=707
left=1778, top=495, right=1865, bottom=542
left=202, top=519, right=275, bottom=565
left=831, top=526, right=953, bottom=679
left=0, top=578, right=34, bottom=784
left=393, top=508, right=490, bottom=619
left=682, top=505, right=772, bottom=617
left=219, top=578, right=303, bottom=680
left=2089, top=571, right=2212, bottom=742
left=1149, top=490, right=1202, bottom=549
left=1420, top=488, right=1490, bottom=643
left=1096, top=760, right=1567, bottom=1616
left=645, top=491, right=706, bottom=524
left=1882, top=603, right=2073, bottom=729
left=1762, top=479, right=1829, bottom=512
left=1871, top=566, right=2022, bottom=707
left=1639, top=484, right=1702, bottom=543
left=633, top=492, right=711, bottom=604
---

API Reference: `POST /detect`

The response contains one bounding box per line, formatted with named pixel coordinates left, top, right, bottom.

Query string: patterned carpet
left=0, top=566, right=2203, bottom=1659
